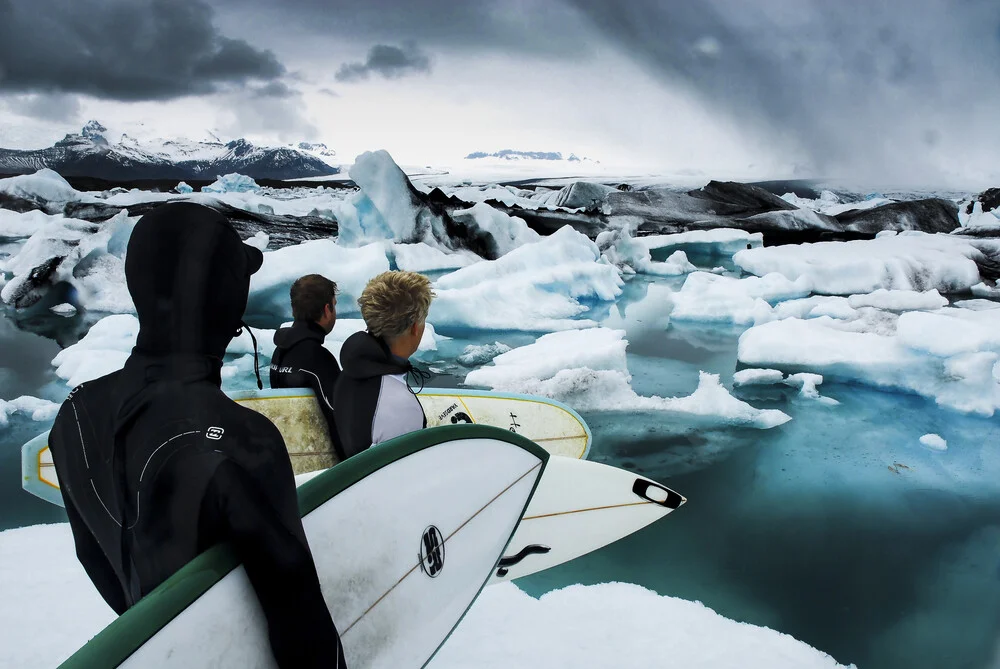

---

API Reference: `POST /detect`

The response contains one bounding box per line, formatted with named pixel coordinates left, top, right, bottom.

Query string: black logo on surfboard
left=419, top=525, right=446, bottom=577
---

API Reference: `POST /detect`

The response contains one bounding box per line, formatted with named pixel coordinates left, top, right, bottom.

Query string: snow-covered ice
left=391, top=242, right=478, bottom=272
left=175, top=181, right=194, bottom=194
left=466, top=328, right=789, bottom=428
left=431, top=226, right=623, bottom=331
left=846, top=289, right=948, bottom=311
left=670, top=272, right=812, bottom=324
left=733, top=368, right=785, bottom=386
left=0, top=395, right=59, bottom=428
left=738, top=306, right=1000, bottom=415
left=919, top=433, right=948, bottom=451
left=49, top=303, right=77, bottom=316
left=243, top=231, right=269, bottom=251
left=50, top=314, right=139, bottom=387
left=733, top=233, right=984, bottom=295
left=457, top=342, right=512, bottom=367
left=0, top=524, right=851, bottom=669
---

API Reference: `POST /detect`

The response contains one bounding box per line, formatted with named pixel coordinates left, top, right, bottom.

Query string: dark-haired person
left=333, top=270, right=433, bottom=458
left=270, top=274, right=346, bottom=460
left=47, top=203, right=346, bottom=668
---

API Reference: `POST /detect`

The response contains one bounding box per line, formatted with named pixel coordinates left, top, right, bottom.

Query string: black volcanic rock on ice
left=834, top=199, right=960, bottom=233
left=0, top=121, right=340, bottom=180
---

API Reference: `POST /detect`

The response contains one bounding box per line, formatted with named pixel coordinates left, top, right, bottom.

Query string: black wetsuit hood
left=339, top=331, right=412, bottom=380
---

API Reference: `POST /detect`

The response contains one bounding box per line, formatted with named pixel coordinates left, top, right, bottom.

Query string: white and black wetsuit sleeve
left=370, top=374, right=427, bottom=447
left=200, top=459, right=347, bottom=669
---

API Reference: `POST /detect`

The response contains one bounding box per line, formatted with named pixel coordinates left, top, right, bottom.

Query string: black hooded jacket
left=332, top=331, right=427, bottom=459
left=47, top=202, right=346, bottom=668
left=269, top=320, right=345, bottom=460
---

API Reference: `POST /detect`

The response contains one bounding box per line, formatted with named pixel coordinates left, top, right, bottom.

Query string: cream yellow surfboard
left=22, top=387, right=592, bottom=506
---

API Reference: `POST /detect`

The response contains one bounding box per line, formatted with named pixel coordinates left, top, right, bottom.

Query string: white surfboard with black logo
left=57, top=425, right=548, bottom=669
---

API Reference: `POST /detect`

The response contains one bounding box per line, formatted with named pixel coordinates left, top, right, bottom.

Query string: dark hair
left=290, top=274, right=338, bottom=321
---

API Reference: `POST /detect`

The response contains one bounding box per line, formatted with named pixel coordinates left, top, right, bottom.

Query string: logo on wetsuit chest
left=206, top=427, right=225, bottom=440
left=269, top=364, right=294, bottom=374
left=418, top=525, right=445, bottom=577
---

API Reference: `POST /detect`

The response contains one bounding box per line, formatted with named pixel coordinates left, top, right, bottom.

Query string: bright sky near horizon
left=1, top=0, right=999, bottom=188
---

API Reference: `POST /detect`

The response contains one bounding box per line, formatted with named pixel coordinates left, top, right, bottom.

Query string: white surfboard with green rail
left=57, top=424, right=548, bottom=668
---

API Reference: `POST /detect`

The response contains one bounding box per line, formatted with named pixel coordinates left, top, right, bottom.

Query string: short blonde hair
left=358, top=271, right=435, bottom=340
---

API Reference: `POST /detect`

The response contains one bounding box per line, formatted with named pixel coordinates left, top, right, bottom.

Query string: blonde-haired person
left=333, top=271, right=435, bottom=458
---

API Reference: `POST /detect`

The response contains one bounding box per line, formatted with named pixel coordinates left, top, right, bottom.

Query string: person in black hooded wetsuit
left=47, top=202, right=347, bottom=668
left=269, top=274, right=346, bottom=460
left=333, top=271, right=434, bottom=458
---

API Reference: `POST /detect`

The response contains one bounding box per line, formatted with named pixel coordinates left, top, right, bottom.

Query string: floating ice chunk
left=733, top=368, right=785, bottom=386
left=201, top=173, right=260, bottom=193
left=248, top=240, right=389, bottom=319
left=734, top=234, right=983, bottom=295
left=52, top=314, right=139, bottom=386
left=0, top=169, right=87, bottom=206
left=670, top=272, right=812, bottom=324
left=391, top=243, right=479, bottom=272
left=0, top=395, right=60, bottom=428
left=431, top=227, right=622, bottom=331
left=243, top=231, right=269, bottom=251
left=962, top=201, right=1000, bottom=229
left=971, top=282, right=1000, bottom=298
left=599, top=223, right=696, bottom=277
left=738, top=311, right=1000, bottom=415
left=227, top=326, right=277, bottom=358
left=637, top=228, right=764, bottom=257
left=466, top=329, right=788, bottom=428
left=457, top=342, right=512, bottom=367
left=449, top=202, right=541, bottom=257
left=953, top=298, right=1000, bottom=311
left=49, top=303, right=77, bottom=316
left=784, top=372, right=839, bottom=405
left=847, top=289, right=948, bottom=312
left=919, top=434, right=948, bottom=451
left=0, top=209, right=76, bottom=240
left=175, top=181, right=194, bottom=194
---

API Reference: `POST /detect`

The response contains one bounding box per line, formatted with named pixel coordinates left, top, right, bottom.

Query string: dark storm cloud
left=3, top=92, right=82, bottom=123
left=335, top=43, right=432, bottom=82
left=564, top=0, right=1000, bottom=176
left=0, top=0, right=286, bottom=101
left=251, top=82, right=297, bottom=98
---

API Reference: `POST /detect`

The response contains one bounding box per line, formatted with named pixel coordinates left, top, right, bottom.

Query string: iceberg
left=201, top=173, right=261, bottom=193
left=247, top=240, right=389, bottom=320
left=430, top=226, right=623, bottom=332
left=51, top=314, right=139, bottom=387
left=734, top=233, right=983, bottom=295
left=0, top=169, right=89, bottom=208
left=175, top=181, right=194, bottom=194
left=391, top=242, right=479, bottom=272
left=465, top=328, right=789, bottom=428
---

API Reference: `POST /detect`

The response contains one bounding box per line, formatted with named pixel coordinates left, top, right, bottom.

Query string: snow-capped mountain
left=465, top=149, right=598, bottom=163
left=0, top=121, right=340, bottom=180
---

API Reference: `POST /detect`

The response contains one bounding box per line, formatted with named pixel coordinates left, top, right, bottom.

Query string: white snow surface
left=0, top=523, right=851, bottom=669
left=248, top=240, right=389, bottom=320
left=961, top=201, right=1000, bottom=229
left=734, top=233, right=983, bottom=295
left=50, top=303, right=77, bottom=316
left=51, top=314, right=139, bottom=387
left=846, top=289, right=948, bottom=311
left=738, top=306, right=1000, bottom=415
left=919, top=433, right=948, bottom=451
left=465, top=328, right=789, bottom=428
left=431, top=226, right=623, bottom=331
left=0, top=395, right=59, bottom=428
left=243, top=231, right=269, bottom=251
